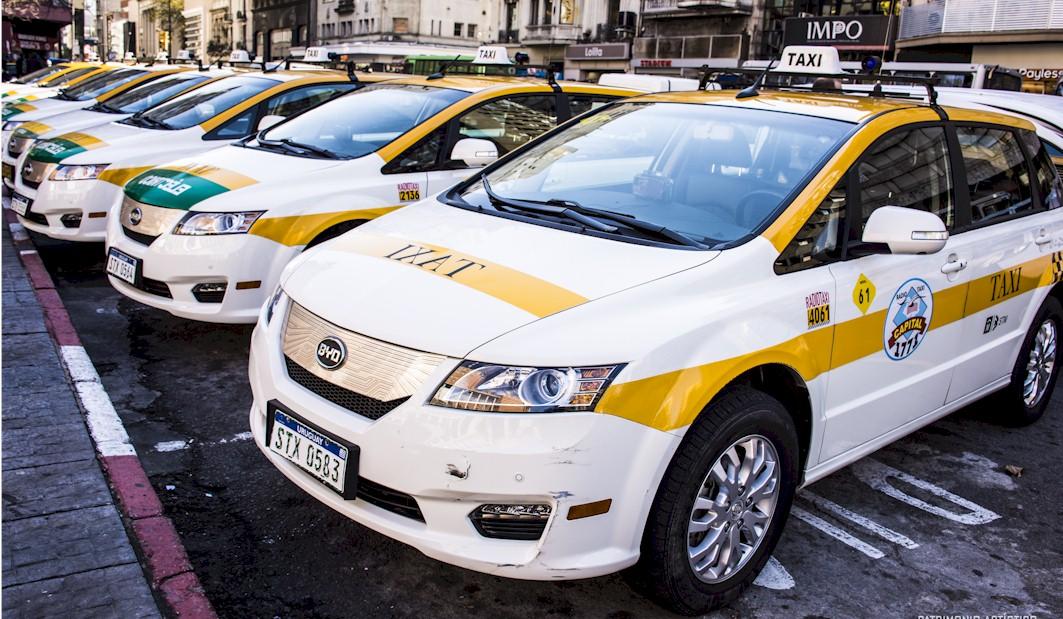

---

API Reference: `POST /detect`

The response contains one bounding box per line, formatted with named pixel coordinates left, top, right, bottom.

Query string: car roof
left=375, top=74, right=639, bottom=95
left=624, top=89, right=1038, bottom=129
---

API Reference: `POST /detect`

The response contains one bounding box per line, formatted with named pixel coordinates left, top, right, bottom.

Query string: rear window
left=133, top=76, right=278, bottom=130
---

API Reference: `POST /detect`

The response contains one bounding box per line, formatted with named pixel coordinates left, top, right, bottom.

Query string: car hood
left=282, top=200, right=719, bottom=358
left=3, top=97, right=82, bottom=121
left=27, top=121, right=194, bottom=165
left=11, top=108, right=118, bottom=141
left=125, top=145, right=345, bottom=211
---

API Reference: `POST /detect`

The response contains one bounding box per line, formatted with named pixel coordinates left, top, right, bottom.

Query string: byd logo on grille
left=315, top=336, right=347, bottom=370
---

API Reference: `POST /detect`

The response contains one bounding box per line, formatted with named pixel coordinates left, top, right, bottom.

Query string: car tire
left=991, top=295, right=1062, bottom=426
left=627, top=385, right=799, bottom=615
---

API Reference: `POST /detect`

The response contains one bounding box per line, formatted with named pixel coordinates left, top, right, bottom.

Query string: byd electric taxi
left=11, top=67, right=386, bottom=241
left=248, top=48, right=1063, bottom=613
left=103, top=69, right=640, bottom=322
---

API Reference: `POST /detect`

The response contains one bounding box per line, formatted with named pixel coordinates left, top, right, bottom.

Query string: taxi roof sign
left=229, top=49, right=252, bottom=63
left=303, top=47, right=330, bottom=62
left=473, top=46, right=512, bottom=65
left=777, top=46, right=844, bottom=75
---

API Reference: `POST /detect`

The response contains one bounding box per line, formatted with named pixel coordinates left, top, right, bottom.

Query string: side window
left=956, top=126, right=1034, bottom=225
left=1020, top=130, right=1062, bottom=211
left=210, top=107, right=258, bottom=139
left=456, top=95, right=557, bottom=155
left=381, top=126, right=448, bottom=175
left=263, top=83, right=354, bottom=118
left=568, top=94, right=616, bottom=117
left=853, top=125, right=954, bottom=242
left=775, top=177, right=846, bottom=274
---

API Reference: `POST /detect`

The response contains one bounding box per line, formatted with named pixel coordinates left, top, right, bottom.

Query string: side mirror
left=862, top=206, right=948, bottom=254
left=257, top=114, right=285, bottom=131
left=450, top=137, right=498, bottom=167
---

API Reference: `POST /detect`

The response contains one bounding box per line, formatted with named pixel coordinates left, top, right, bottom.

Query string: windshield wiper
left=481, top=173, right=618, bottom=233
left=480, top=173, right=706, bottom=248
left=128, top=114, right=172, bottom=130
left=55, top=89, right=78, bottom=101
left=257, top=136, right=343, bottom=159
left=90, top=102, right=122, bottom=113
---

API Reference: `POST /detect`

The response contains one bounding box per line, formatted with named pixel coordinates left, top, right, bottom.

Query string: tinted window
left=258, top=84, right=466, bottom=159
left=13, top=64, right=68, bottom=84
left=60, top=68, right=147, bottom=101
left=457, top=95, right=557, bottom=155
left=134, top=76, right=277, bottom=129
left=460, top=102, right=851, bottom=246
left=211, top=107, right=258, bottom=139
left=41, top=67, right=97, bottom=87
left=856, top=126, right=954, bottom=238
left=776, top=177, right=846, bottom=273
left=103, top=74, right=211, bottom=113
left=1021, top=131, right=1063, bottom=211
left=957, top=126, right=1033, bottom=225
left=262, top=83, right=356, bottom=117
left=382, top=125, right=448, bottom=174
left=568, top=93, right=615, bottom=117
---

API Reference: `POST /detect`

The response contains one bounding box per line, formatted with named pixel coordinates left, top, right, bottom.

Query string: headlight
left=265, top=285, right=286, bottom=325
left=430, top=361, right=622, bottom=413
left=49, top=163, right=108, bottom=181
left=3, top=120, right=23, bottom=131
left=172, top=211, right=264, bottom=236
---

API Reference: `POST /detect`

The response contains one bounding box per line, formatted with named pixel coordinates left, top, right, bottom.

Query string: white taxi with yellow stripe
left=247, top=48, right=1063, bottom=613
left=103, top=71, right=640, bottom=322
left=2, top=62, right=115, bottom=103
left=11, top=68, right=389, bottom=241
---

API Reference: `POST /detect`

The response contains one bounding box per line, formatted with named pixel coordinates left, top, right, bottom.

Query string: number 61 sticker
left=853, top=273, right=876, bottom=315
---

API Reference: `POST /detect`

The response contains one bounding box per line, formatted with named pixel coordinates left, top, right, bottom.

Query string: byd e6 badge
left=884, top=278, right=934, bottom=360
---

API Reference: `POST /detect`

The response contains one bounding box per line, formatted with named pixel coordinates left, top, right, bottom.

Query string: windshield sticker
left=884, top=278, right=933, bottom=361
left=806, top=291, right=831, bottom=330
left=124, top=164, right=258, bottom=210
left=853, top=273, right=875, bottom=315
left=12, top=121, right=53, bottom=139
left=28, top=132, right=107, bottom=163
left=397, top=182, right=421, bottom=202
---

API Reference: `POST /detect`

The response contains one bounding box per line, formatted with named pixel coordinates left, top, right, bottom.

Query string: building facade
left=3, top=0, right=75, bottom=74
left=897, top=0, right=1063, bottom=93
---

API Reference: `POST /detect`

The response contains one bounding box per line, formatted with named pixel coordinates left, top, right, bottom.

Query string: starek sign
left=783, top=15, right=896, bottom=51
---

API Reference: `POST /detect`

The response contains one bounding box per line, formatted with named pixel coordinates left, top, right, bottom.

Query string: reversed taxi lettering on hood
left=125, top=164, right=258, bottom=210
left=28, top=132, right=107, bottom=163
left=12, top=121, right=53, bottom=138
left=345, top=234, right=589, bottom=318
left=2, top=102, right=37, bottom=120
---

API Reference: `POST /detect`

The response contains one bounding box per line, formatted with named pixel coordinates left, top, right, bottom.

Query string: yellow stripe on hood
left=343, top=234, right=589, bottom=318
left=153, top=163, right=258, bottom=191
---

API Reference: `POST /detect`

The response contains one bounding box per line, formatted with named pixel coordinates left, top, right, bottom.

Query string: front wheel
left=629, top=386, right=799, bottom=615
left=990, top=295, right=1062, bottom=426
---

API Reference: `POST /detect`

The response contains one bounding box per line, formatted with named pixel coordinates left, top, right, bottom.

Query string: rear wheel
left=991, top=296, right=1062, bottom=426
left=629, top=386, right=798, bottom=615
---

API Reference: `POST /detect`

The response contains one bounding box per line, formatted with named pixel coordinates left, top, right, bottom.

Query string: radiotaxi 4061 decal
left=805, top=291, right=831, bottom=329
left=884, top=278, right=933, bottom=361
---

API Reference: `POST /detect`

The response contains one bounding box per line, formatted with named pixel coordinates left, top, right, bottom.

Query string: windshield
left=258, top=83, right=467, bottom=159
left=457, top=102, right=852, bottom=247
left=99, top=74, right=211, bottom=113
left=36, top=67, right=98, bottom=87
left=59, top=68, right=147, bottom=101
left=13, top=64, right=69, bottom=85
left=131, top=75, right=277, bottom=129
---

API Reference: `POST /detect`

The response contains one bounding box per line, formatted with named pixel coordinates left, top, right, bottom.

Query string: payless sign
left=783, top=15, right=896, bottom=51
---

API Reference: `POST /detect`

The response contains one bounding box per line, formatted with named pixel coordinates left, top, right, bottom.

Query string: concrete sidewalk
left=2, top=224, right=160, bottom=618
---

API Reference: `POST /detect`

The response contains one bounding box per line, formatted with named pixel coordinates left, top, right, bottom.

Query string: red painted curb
left=8, top=219, right=218, bottom=619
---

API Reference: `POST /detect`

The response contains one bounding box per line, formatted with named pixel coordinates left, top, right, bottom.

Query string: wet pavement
left=32, top=234, right=1063, bottom=618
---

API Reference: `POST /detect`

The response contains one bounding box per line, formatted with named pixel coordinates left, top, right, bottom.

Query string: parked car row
left=4, top=45, right=1062, bottom=614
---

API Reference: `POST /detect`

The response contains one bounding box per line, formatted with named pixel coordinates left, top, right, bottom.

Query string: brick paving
left=1, top=225, right=160, bottom=618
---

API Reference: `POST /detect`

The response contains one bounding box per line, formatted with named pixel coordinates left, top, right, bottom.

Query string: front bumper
left=106, top=215, right=299, bottom=323
left=14, top=167, right=118, bottom=242
left=248, top=303, right=679, bottom=579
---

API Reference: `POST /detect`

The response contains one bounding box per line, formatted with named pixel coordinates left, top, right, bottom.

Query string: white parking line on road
left=62, top=345, right=136, bottom=457
left=791, top=506, right=885, bottom=559
left=800, top=491, right=920, bottom=549
left=152, top=431, right=254, bottom=453
left=851, top=459, right=1001, bottom=525
left=753, top=556, right=795, bottom=590
left=10, top=222, right=28, bottom=241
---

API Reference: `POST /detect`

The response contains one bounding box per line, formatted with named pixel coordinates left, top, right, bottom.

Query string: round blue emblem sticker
left=884, top=278, right=933, bottom=361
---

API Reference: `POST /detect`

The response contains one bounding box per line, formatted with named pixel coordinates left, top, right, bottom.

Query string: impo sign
left=782, top=15, right=895, bottom=51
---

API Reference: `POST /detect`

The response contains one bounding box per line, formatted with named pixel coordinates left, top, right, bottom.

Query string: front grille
left=19, top=159, right=49, bottom=188
left=284, top=356, right=408, bottom=420
left=22, top=178, right=40, bottom=190
left=357, top=477, right=424, bottom=522
left=469, top=511, right=549, bottom=541
left=191, top=283, right=226, bottom=303
left=122, top=226, right=158, bottom=246
left=138, top=276, right=173, bottom=299
left=22, top=210, right=47, bottom=226
left=8, top=136, right=32, bottom=157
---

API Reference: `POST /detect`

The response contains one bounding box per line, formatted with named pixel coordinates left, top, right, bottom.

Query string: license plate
left=267, top=405, right=357, bottom=497
left=2, top=162, right=12, bottom=182
left=10, top=193, right=30, bottom=216
left=106, top=247, right=139, bottom=285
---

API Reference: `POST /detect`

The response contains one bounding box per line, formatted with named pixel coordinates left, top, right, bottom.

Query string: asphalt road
left=31, top=233, right=1063, bottom=618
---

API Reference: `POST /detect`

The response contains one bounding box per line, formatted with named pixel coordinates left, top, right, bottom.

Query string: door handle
left=941, top=257, right=967, bottom=274
left=1034, top=229, right=1052, bottom=246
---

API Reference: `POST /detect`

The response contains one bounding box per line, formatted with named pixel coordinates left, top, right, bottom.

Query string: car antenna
left=264, top=55, right=290, bottom=73
left=736, top=55, right=777, bottom=99
left=697, top=63, right=711, bottom=90
left=427, top=55, right=461, bottom=80
left=346, top=61, right=359, bottom=84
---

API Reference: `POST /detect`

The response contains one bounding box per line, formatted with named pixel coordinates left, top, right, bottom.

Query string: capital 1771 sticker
left=884, top=277, right=933, bottom=360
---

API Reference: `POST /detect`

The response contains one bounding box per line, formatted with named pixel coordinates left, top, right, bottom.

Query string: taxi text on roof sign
left=776, top=45, right=845, bottom=74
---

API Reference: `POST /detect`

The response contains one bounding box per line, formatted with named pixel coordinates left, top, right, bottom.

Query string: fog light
left=59, top=213, right=82, bottom=228
left=470, top=503, right=552, bottom=540
left=191, top=282, right=227, bottom=303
